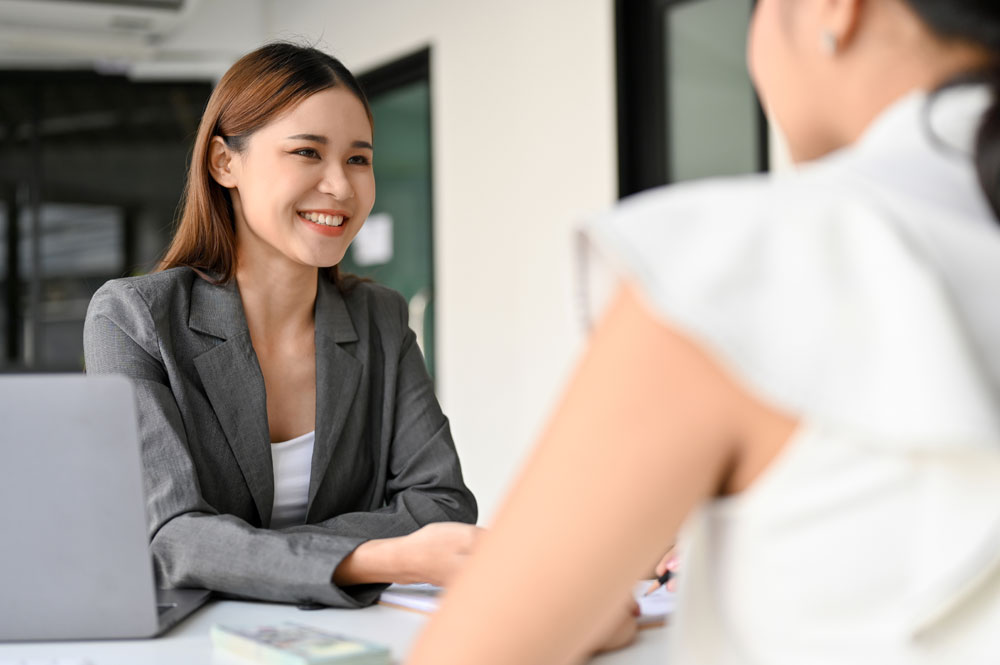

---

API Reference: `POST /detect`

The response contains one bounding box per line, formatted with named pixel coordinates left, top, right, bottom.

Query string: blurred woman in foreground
left=410, top=1, right=1000, bottom=662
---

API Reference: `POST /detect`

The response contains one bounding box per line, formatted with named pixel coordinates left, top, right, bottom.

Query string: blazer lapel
left=189, top=276, right=274, bottom=526
left=308, top=276, right=362, bottom=516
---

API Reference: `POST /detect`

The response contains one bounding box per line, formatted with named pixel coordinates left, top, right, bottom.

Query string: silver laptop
left=0, top=374, right=211, bottom=641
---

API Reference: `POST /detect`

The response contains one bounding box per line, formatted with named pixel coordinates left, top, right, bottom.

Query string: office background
left=0, top=0, right=784, bottom=522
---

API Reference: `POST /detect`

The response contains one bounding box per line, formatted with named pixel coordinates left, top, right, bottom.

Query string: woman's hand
left=588, top=597, right=640, bottom=655
left=396, top=522, right=482, bottom=586
left=333, top=522, right=482, bottom=588
left=652, top=546, right=679, bottom=592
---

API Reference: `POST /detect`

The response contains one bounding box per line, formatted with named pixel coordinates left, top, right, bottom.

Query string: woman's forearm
left=332, top=522, right=481, bottom=587
left=333, top=536, right=408, bottom=585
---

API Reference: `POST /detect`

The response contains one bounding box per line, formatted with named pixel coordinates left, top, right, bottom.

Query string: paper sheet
left=378, top=580, right=676, bottom=627
left=633, top=580, right=677, bottom=627
left=378, top=583, right=441, bottom=614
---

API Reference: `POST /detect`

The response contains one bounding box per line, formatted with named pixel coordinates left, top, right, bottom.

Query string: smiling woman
left=81, top=43, right=478, bottom=608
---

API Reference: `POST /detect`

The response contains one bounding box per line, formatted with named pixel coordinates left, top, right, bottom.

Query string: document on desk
left=378, top=583, right=441, bottom=614
left=378, top=581, right=676, bottom=628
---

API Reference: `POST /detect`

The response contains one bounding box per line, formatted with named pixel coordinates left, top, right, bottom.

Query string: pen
left=643, top=569, right=673, bottom=596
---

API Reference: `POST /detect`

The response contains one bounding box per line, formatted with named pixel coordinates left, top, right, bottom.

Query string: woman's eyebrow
left=286, top=133, right=327, bottom=143
left=285, top=134, right=372, bottom=151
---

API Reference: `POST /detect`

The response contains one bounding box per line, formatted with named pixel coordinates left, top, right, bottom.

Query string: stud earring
left=821, top=29, right=838, bottom=55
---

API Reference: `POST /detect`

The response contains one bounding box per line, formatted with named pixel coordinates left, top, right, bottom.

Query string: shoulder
left=84, top=268, right=195, bottom=363
left=598, top=159, right=879, bottom=244
left=89, top=267, right=197, bottom=315
left=86, top=267, right=200, bottom=347
left=589, top=161, right=923, bottom=304
left=583, top=164, right=1000, bottom=444
left=585, top=160, right=935, bottom=342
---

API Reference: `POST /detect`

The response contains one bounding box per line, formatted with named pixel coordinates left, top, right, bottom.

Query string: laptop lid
left=0, top=374, right=161, bottom=640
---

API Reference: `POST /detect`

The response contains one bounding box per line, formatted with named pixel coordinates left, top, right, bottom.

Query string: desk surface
left=0, top=599, right=671, bottom=664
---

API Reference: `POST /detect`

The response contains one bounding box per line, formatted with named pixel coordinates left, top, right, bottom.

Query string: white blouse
left=269, top=430, right=315, bottom=529
left=586, top=85, right=1000, bottom=663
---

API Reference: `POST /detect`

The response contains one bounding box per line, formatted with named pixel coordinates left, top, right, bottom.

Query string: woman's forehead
left=263, top=87, right=372, bottom=140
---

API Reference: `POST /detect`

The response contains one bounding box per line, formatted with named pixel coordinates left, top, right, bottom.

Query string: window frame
left=615, top=0, right=769, bottom=197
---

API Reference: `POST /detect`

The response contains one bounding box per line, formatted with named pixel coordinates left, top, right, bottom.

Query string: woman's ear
left=207, top=136, right=239, bottom=188
left=823, top=0, right=863, bottom=53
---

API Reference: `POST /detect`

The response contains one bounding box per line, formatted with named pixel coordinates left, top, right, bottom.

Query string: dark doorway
left=344, top=49, right=438, bottom=378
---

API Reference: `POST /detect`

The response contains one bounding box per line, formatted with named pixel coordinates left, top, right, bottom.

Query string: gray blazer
left=83, top=267, right=477, bottom=608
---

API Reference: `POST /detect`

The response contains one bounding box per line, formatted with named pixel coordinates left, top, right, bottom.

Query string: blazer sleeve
left=301, top=290, right=478, bottom=536
left=83, top=280, right=386, bottom=608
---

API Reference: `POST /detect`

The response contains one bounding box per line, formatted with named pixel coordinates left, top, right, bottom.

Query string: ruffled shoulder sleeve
left=581, top=171, right=1000, bottom=450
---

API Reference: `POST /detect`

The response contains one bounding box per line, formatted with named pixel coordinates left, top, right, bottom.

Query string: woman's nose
left=320, top=164, right=354, bottom=200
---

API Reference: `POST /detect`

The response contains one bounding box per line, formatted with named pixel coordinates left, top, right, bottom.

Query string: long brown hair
left=158, top=42, right=373, bottom=285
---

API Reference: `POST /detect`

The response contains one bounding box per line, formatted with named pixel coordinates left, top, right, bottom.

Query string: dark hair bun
left=906, top=1, right=1000, bottom=50
left=974, top=66, right=1000, bottom=220
left=910, top=1, right=1000, bottom=219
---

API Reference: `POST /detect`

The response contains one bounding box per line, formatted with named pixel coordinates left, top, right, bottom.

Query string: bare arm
left=408, top=284, right=794, bottom=664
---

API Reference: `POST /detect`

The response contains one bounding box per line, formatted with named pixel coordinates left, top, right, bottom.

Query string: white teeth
left=300, top=212, right=345, bottom=227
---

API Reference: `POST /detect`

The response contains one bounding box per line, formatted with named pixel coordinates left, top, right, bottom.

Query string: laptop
left=0, top=374, right=211, bottom=641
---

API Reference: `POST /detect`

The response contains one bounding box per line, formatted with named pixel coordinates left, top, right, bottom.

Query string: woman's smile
left=298, top=209, right=350, bottom=237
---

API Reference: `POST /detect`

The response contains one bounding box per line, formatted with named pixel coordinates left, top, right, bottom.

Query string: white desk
left=0, top=599, right=671, bottom=664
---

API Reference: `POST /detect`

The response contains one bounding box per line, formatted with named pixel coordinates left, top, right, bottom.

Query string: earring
left=821, top=29, right=838, bottom=55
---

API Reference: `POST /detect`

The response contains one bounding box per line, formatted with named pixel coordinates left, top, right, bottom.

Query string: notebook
left=0, top=374, right=211, bottom=641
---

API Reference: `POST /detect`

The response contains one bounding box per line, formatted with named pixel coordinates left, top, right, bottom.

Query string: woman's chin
left=306, top=251, right=349, bottom=270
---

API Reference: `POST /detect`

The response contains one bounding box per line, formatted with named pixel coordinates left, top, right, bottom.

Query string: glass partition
left=665, top=0, right=758, bottom=182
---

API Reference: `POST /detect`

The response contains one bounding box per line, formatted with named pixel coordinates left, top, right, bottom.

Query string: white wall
left=264, top=0, right=619, bottom=522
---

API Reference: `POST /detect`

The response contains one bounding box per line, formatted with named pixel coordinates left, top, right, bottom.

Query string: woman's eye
left=347, top=155, right=372, bottom=166
left=293, top=148, right=320, bottom=159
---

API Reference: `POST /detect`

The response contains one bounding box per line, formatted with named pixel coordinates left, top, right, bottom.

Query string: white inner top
left=269, top=430, right=315, bottom=529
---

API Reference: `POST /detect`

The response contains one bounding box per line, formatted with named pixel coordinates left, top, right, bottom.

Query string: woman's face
left=218, top=86, right=376, bottom=271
